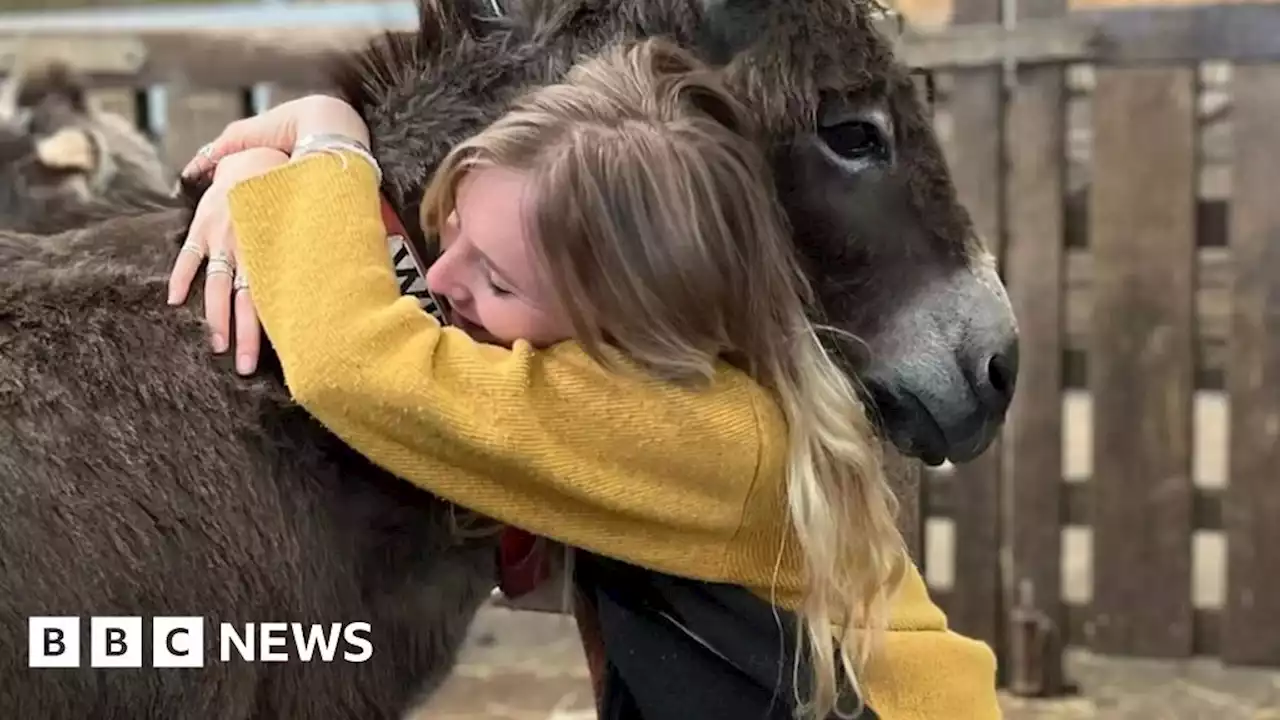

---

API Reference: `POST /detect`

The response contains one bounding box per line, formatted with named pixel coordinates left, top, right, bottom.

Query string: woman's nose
left=425, top=245, right=471, bottom=304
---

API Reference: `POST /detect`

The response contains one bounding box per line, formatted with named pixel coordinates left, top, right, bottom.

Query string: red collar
left=379, top=194, right=550, bottom=599
left=379, top=195, right=411, bottom=241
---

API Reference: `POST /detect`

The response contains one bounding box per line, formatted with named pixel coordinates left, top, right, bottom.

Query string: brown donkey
left=0, top=0, right=1017, bottom=717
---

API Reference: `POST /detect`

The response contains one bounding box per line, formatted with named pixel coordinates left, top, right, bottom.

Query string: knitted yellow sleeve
left=228, top=151, right=782, bottom=584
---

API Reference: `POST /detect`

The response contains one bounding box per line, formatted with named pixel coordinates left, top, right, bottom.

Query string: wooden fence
left=911, top=0, right=1280, bottom=696
left=3, top=0, right=1279, bottom=695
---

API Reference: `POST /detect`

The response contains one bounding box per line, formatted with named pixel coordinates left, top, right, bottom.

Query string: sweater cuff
left=863, top=563, right=1002, bottom=718
left=864, top=628, right=1001, bottom=719
left=227, top=150, right=382, bottom=260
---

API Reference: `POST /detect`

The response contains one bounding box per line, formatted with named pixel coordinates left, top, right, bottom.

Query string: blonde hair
left=420, top=38, right=908, bottom=719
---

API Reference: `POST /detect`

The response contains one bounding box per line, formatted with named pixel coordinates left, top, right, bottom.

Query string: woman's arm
left=229, top=151, right=786, bottom=581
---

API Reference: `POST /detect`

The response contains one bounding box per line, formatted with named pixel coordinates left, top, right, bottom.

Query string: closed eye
left=488, top=277, right=513, bottom=297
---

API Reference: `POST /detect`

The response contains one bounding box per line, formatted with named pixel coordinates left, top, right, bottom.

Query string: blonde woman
left=172, top=39, right=999, bottom=720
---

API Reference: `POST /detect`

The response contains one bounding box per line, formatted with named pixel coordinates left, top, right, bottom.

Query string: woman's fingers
left=175, top=146, right=289, bottom=362
left=181, top=113, right=291, bottom=179
left=203, top=240, right=236, bottom=354
left=169, top=178, right=222, bottom=306
left=167, top=236, right=206, bottom=305
left=233, top=279, right=261, bottom=375
left=180, top=95, right=369, bottom=180
left=179, top=98, right=330, bottom=179
left=181, top=119, right=247, bottom=179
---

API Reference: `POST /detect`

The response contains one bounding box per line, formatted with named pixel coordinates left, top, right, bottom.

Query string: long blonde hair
left=420, top=38, right=908, bottom=719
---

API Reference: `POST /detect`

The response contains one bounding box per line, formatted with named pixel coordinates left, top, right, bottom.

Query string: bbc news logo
left=28, top=617, right=373, bottom=668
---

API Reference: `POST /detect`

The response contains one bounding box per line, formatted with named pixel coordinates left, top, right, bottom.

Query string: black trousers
left=573, top=553, right=877, bottom=720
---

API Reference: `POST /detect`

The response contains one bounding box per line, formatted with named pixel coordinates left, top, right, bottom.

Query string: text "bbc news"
left=28, top=617, right=374, bottom=668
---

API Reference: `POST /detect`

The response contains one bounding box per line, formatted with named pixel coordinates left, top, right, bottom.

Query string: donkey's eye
left=820, top=120, right=888, bottom=162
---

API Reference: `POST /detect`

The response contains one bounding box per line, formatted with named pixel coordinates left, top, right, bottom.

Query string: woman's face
left=424, top=167, right=572, bottom=348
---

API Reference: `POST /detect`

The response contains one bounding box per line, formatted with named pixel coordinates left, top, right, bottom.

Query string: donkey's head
left=0, top=58, right=172, bottom=233
left=0, top=59, right=113, bottom=226
left=336, top=0, right=1017, bottom=467
left=688, top=0, right=1017, bottom=465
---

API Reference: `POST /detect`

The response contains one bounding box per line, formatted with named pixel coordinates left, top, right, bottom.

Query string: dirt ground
left=414, top=604, right=1280, bottom=720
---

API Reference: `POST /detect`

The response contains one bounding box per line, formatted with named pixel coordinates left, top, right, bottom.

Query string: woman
left=172, top=38, right=1000, bottom=719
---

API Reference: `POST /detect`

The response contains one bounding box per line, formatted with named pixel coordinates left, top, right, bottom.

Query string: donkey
left=0, top=0, right=1017, bottom=717
left=0, top=57, right=172, bottom=234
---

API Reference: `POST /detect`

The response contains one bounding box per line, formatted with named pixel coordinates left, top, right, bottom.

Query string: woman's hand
left=170, top=94, right=372, bottom=376
left=180, top=94, right=370, bottom=180
left=168, top=148, right=289, bottom=375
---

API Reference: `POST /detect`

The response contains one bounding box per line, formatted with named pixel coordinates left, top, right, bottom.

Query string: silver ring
left=178, top=241, right=205, bottom=259
left=208, top=249, right=235, bottom=271
left=233, top=272, right=249, bottom=292
left=206, top=258, right=234, bottom=278
left=197, top=143, right=216, bottom=160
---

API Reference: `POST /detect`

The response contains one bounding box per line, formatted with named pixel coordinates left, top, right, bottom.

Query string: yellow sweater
left=228, top=152, right=1001, bottom=719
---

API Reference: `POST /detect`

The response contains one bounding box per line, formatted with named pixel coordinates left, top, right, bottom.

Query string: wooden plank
left=1087, top=66, right=1195, bottom=658
left=910, top=70, right=937, bottom=121
left=932, top=0, right=1005, bottom=660
left=1066, top=604, right=1221, bottom=657
left=931, top=596, right=1224, bottom=656
left=1065, top=248, right=1229, bottom=380
left=895, top=0, right=1280, bottom=28
left=0, top=33, right=356, bottom=90
left=161, top=86, right=245, bottom=170
left=1000, top=0, right=1067, bottom=682
left=929, top=597, right=1224, bottom=657
left=927, top=476, right=1224, bottom=533
left=1222, top=64, right=1280, bottom=666
left=1075, top=2, right=1280, bottom=64
left=0, top=35, right=145, bottom=75
left=897, top=4, right=1280, bottom=67
left=898, top=18, right=1099, bottom=69
left=260, top=84, right=326, bottom=110
left=89, top=87, right=139, bottom=129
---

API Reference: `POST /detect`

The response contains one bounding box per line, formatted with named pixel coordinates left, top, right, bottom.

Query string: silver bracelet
left=291, top=133, right=382, bottom=186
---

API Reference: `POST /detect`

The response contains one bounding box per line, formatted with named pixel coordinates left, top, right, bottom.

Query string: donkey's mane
left=321, top=0, right=901, bottom=250
left=327, top=0, right=498, bottom=124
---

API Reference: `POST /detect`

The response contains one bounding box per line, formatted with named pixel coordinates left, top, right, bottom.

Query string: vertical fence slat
left=163, top=86, right=246, bottom=168
left=1223, top=63, right=1280, bottom=666
left=1003, top=0, right=1068, bottom=655
left=1088, top=66, right=1196, bottom=658
left=936, top=0, right=1005, bottom=657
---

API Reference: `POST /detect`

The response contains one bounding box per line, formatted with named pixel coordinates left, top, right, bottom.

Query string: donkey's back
left=0, top=258, right=496, bottom=718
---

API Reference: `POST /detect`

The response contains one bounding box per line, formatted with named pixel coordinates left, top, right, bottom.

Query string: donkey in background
left=0, top=57, right=172, bottom=234
left=0, top=0, right=1018, bottom=717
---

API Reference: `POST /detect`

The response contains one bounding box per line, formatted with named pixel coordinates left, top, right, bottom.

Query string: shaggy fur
left=0, top=0, right=1016, bottom=717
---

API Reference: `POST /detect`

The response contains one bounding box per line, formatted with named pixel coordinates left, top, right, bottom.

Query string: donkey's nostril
left=989, top=353, right=1012, bottom=398
left=976, top=340, right=1018, bottom=415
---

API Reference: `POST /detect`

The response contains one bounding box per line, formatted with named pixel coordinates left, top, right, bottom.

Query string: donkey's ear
left=27, top=62, right=90, bottom=113
left=693, top=0, right=767, bottom=66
